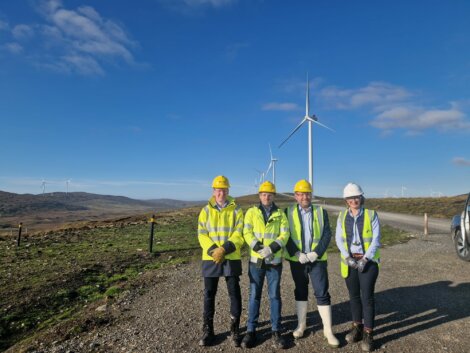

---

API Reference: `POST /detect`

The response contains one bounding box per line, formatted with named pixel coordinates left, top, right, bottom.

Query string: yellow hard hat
left=294, top=179, right=312, bottom=193
left=258, top=181, right=276, bottom=193
left=212, top=175, right=230, bottom=189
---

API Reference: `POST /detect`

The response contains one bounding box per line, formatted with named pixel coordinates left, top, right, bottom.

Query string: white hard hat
left=343, top=183, right=364, bottom=198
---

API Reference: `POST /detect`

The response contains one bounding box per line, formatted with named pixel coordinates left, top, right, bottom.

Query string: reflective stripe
left=198, top=229, right=209, bottom=235
left=244, top=224, right=253, bottom=230
left=280, top=227, right=289, bottom=232
left=207, top=226, right=232, bottom=233
left=210, top=235, right=229, bottom=242
left=253, top=232, right=264, bottom=238
left=250, top=255, right=282, bottom=265
left=263, top=232, right=277, bottom=239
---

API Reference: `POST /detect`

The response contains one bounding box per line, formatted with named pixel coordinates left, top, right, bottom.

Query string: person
left=197, top=175, right=244, bottom=347
left=284, top=179, right=339, bottom=347
left=335, top=183, right=381, bottom=352
left=241, top=181, right=290, bottom=349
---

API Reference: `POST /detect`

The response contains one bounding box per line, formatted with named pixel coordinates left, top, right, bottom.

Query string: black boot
left=230, top=317, right=241, bottom=347
left=272, top=331, right=286, bottom=349
left=361, top=329, right=374, bottom=352
left=241, top=331, right=256, bottom=349
left=198, top=319, right=214, bottom=346
left=345, top=322, right=363, bottom=343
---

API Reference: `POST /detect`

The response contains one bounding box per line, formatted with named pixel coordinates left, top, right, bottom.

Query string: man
left=241, top=181, right=290, bottom=349
left=197, top=175, right=244, bottom=347
left=284, top=179, right=339, bottom=347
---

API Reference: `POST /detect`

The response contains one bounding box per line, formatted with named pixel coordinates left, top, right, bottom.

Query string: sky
left=1, top=0, right=470, bottom=201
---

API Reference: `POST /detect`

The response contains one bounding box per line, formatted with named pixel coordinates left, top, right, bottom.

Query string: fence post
left=149, top=214, right=155, bottom=253
left=17, top=222, right=22, bottom=247
left=424, top=213, right=428, bottom=236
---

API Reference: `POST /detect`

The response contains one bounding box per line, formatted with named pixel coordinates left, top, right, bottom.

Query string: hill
left=0, top=191, right=204, bottom=232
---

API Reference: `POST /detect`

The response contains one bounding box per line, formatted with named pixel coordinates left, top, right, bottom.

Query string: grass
left=317, top=195, right=467, bottom=219
left=0, top=200, right=411, bottom=351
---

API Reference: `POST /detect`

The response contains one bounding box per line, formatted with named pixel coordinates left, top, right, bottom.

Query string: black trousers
left=289, top=260, right=331, bottom=305
left=203, top=276, right=241, bottom=321
left=345, top=261, right=379, bottom=329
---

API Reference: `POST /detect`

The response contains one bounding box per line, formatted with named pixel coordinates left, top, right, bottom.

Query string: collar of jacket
left=258, top=202, right=279, bottom=213
left=208, top=195, right=235, bottom=208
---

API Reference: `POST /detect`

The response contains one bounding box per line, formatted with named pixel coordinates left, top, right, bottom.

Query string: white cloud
left=158, top=0, right=236, bottom=14
left=12, top=24, right=34, bottom=39
left=370, top=105, right=470, bottom=132
left=452, top=157, right=470, bottom=167
left=1, top=42, right=23, bottom=54
left=320, top=81, right=412, bottom=110
left=1, top=0, right=139, bottom=75
left=319, top=81, right=470, bottom=134
left=184, top=0, right=236, bottom=7
left=262, top=102, right=300, bottom=111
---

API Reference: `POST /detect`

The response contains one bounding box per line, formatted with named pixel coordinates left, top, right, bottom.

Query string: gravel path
left=19, top=215, right=470, bottom=353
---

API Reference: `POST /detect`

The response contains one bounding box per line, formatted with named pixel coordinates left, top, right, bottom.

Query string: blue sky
left=1, top=0, right=469, bottom=200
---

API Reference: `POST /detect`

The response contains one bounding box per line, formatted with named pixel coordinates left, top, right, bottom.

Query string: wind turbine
left=254, top=169, right=265, bottom=187
left=265, top=143, right=278, bottom=185
left=66, top=179, right=71, bottom=196
left=41, top=179, right=46, bottom=195
left=401, top=186, right=407, bottom=197
left=279, top=73, right=334, bottom=193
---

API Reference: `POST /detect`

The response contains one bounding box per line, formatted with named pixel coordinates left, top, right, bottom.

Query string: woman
left=335, top=183, right=381, bottom=352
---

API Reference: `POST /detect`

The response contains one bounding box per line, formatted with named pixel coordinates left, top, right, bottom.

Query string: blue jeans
left=247, top=262, right=282, bottom=332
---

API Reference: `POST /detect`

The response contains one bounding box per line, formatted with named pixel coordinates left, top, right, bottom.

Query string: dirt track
left=23, top=221, right=470, bottom=353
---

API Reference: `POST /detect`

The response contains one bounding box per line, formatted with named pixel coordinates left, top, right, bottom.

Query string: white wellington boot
left=318, top=305, right=339, bottom=348
left=293, top=301, right=308, bottom=338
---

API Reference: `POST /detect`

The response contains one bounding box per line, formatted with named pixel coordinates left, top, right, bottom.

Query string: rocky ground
left=14, top=226, right=470, bottom=353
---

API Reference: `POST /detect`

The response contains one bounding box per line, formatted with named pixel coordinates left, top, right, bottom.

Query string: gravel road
left=18, top=211, right=470, bottom=353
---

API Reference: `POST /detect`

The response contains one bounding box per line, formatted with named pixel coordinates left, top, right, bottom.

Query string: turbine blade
left=306, top=72, right=309, bottom=117
left=266, top=161, right=273, bottom=176
left=312, top=119, right=335, bottom=132
left=269, top=143, right=273, bottom=159
left=278, top=117, right=307, bottom=148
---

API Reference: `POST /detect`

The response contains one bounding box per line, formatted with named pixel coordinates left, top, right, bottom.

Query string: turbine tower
left=66, top=179, right=71, bottom=196
left=265, top=143, right=278, bottom=185
left=279, top=73, right=334, bottom=193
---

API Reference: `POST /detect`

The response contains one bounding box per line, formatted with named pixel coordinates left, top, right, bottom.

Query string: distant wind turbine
left=66, top=179, right=71, bottom=196
left=41, top=179, right=46, bottom=195
left=401, top=186, right=407, bottom=197
left=279, top=73, right=334, bottom=193
left=265, top=143, right=278, bottom=185
left=254, top=169, right=265, bottom=188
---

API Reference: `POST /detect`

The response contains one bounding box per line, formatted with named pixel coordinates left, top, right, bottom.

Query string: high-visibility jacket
left=338, top=208, right=380, bottom=278
left=284, top=204, right=327, bottom=262
left=197, top=196, right=244, bottom=261
left=243, top=204, right=290, bottom=265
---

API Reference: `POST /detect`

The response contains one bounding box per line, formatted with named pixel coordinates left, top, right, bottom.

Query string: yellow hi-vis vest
left=243, top=205, right=290, bottom=265
left=339, top=208, right=380, bottom=278
left=284, top=204, right=327, bottom=262
left=197, top=196, right=244, bottom=261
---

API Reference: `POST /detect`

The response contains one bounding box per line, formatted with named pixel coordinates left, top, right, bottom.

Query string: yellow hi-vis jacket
left=338, top=208, right=380, bottom=278
left=197, top=196, right=244, bottom=261
left=284, top=204, right=327, bottom=262
left=243, top=204, right=290, bottom=265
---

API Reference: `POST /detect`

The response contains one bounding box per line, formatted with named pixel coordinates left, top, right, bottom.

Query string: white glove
left=306, top=251, right=318, bottom=263
left=296, top=252, right=309, bottom=264
left=258, top=246, right=273, bottom=259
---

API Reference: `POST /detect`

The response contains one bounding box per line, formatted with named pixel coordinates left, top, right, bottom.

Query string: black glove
left=357, top=258, right=368, bottom=272
left=346, top=257, right=358, bottom=269
left=253, top=241, right=263, bottom=252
